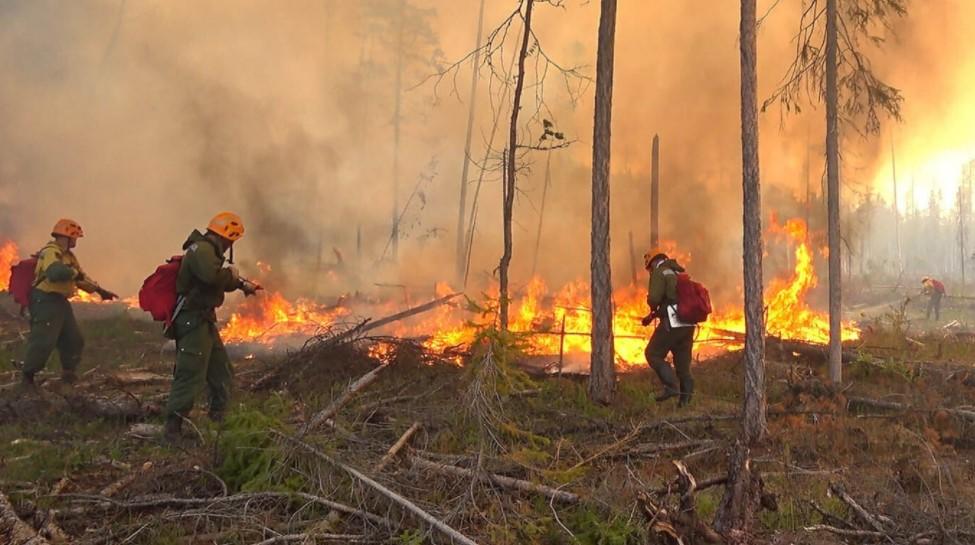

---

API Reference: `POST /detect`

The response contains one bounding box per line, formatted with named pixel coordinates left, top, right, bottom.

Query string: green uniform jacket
left=177, top=230, right=242, bottom=320
left=647, top=258, right=685, bottom=312
left=34, top=241, right=99, bottom=297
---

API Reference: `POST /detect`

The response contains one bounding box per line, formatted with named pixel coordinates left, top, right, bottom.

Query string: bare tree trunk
left=716, top=5, right=766, bottom=538
left=650, top=133, right=660, bottom=248
left=499, top=0, right=535, bottom=331
left=738, top=0, right=766, bottom=447
left=628, top=231, right=638, bottom=286
left=891, top=139, right=901, bottom=272
left=391, top=0, right=406, bottom=263
left=455, top=0, right=487, bottom=281
left=588, top=0, right=618, bottom=405
left=531, top=154, right=553, bottom=278
left=826, top=0, right=842, bottom=385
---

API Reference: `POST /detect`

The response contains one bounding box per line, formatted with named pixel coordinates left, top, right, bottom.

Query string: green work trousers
left=24, top=290, right=84, bottom=376
left=645, top=324, right=695, bottom=403
left=164, top=313, right=233, bottom=418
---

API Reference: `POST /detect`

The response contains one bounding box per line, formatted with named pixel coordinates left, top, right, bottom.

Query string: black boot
left=677, top=394, right=692, bottom=408
left=18, top=372, right=40, bottom=394
left=61, top=370, right=77, bottom=385
left=655, top=387, right=679, bottom=403
left=164, top=415, right=183, bottom=442
left=208, top=410, right=225, bottom=424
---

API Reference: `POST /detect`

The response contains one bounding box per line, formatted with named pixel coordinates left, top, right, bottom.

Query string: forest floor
left=0, top=298, right=973, bottom=545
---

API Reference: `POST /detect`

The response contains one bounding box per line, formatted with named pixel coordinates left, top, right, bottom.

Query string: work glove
left=97, top=288, right=119, bottom=301
left=641, top=313, right=656, bottom=327
left=225, top=264, right=240, bottom=282
left=241, top=279, right=262, bottom=297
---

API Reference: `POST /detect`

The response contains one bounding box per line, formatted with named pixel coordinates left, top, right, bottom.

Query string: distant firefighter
left=20, top=219, right=118, bottom=387
left=921, top=277, right=946, bottom=321
left=641, top=250, right=696, bottom=407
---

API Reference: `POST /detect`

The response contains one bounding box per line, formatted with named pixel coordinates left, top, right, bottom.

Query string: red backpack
left=675, top=273, right=712, bottom=324
left=138, top=256, right=183, bottom=329
left=8, top=257, right=38, bottom=312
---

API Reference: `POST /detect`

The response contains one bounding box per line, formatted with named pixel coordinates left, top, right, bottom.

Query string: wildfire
left=220, top=290, right=352, bottom=343
left=701, top=218, right=860, bottom=345
left=0, top=240, right=19, bottom=291
left=211, top=217, right=857, bottom=369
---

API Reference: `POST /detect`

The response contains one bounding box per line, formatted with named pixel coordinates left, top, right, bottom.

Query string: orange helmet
left=207, top=212, right=245, bottom=241
left=52, top=218, right=84, bottom=239
left=644, top=249, right=667, bottom=270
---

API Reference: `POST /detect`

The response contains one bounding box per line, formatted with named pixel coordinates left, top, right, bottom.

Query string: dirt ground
left=0, top=300, right=973, bottom=544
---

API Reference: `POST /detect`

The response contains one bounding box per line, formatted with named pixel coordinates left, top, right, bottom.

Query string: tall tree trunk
left=391, top=0, right=406, bottom=262
left=588, top=0, right=618, bottom=405
left=531, top=154, right=553, bottom=278
left=499, top=0, right=535, bottom=331
left=456, top=0, right=487, bottom=281
left=716, top=2, right=765, bottom=538
left=826, top=0, right=842, bottom=384
left=891, top=139, right=901, bottom=272
left=650, top=134, right=660, bottom=249
left=739, top=0, right=766, bottom=447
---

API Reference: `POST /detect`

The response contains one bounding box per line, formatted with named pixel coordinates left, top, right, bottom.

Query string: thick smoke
left=0, top=0, right=968, bottom=304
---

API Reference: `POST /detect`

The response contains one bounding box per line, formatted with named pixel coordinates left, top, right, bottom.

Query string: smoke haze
left=0, top=0, right=970, bottom=304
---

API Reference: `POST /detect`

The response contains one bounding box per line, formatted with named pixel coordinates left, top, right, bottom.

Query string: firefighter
left=164, top=212, right=259, bottom=441
left=641, top=251, right=695, bottom=407
left=921, top=277, right=946, bottom=321
left=22, top=219, right=118, bottom=387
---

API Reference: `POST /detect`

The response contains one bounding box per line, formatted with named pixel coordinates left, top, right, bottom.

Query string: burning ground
left=1, top=217, right=975, bottom=544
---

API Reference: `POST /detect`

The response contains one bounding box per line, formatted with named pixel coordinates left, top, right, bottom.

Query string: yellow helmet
left=52, top=218, right=84, bottom=239
left=207, top=212, right=245, bottom=241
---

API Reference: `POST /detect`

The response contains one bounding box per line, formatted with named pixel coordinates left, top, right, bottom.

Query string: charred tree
left=650, top=134, right=660, bottom=249
left=498, top=0, right=535, bottom=331
left=588, top=0, right=618, bottom=405
left=455, top=0, right=487, bottom=281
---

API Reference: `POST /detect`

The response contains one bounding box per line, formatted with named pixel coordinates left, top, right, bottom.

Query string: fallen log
left=767, top=337, right=859, bottom=364
left=100, top=461, right=154, bottom=498
left=828, top=483, right=892, bottom=537
left=409, top=455, right=579, bottom=504
left=376, top=422, right=421, bottom=472
left=847, top=396, right=975, bottom=423
left=302, top=363, right=388, bottom=434
left=57, top=491, right=386, bottom=527
left=253, top=534, right=372, bottom=545
left=279, top=432, right=481, bottom=545
left=355, top=292, right=463, bottom=338
left=609, top=439, right=717, bottom=460
left=0, top=489, right=50, bottom=545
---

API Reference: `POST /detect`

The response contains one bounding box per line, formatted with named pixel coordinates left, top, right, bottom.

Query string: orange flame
left=0, top=241, right=19, bottom=291
left=212, top=218, right=858, bottom=369
left=220, top=290, right=352, bottom=343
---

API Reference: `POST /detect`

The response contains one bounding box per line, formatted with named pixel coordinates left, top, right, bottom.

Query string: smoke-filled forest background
left=1, top=0, right=973, bottom=302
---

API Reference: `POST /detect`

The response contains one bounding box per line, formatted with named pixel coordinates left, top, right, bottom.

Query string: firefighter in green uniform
left=641, top=251, right=695, bottom=407
left=164, top=212, right=259, bottom=440
left=22, top=219, right=118, bottom=386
